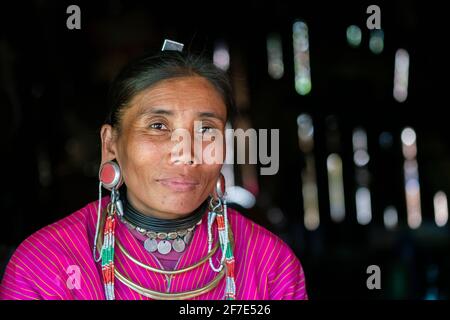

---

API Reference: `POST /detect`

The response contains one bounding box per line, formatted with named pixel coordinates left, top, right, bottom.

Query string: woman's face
left=101, top=76, right=227, bottom=219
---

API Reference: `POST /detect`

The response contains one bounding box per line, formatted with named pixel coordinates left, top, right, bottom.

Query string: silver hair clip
left=161, top=39, right=184, bottom=52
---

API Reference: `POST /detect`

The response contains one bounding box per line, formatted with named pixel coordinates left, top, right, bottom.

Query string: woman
left=0, top=42, right=308, bottom=300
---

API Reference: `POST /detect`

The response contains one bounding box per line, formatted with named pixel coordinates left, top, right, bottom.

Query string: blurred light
left=267, top=33, right=284, bottom=79
left=369, top=29, right=384, bottom=54
left=353, top=128, right=369, bottom=167
left=424, top=288, right=439, bottom=300
left=401, top=127, right=416, bottom=146
left=293, top=21, right=311, bottom=95
left=354, top=150, right=370, bottom=167
left=405, top=177, right=422, bottom=229
left=393, top=49, right=410, bottom=103
left=401, top=127, right=417, bottom=159
left=346, top=25, right=362, bottom=47
left=225, top=185, right=256, bottom=209
left=297, top=113, right=320, bottom=230
left=404, top=159, right=419, bottom=179
left=379, top=131, right=393, bottom=149
left=213, top=40, right=230, bottom=71
left=297, top=114, right=314, bottom=140
left=424, top=265, right=439, bottom=300
left=302, top=173, right=320, bottom=231
left=434, top=191, right=448, bottom=227
left=327, top=154, right=346, bottom=222
left=383, top=206, right=398, bottom=230
left=297, top=113, right=314, bottom=153
left=356, top=187, right=372, bottom=225
left=352, top=128, right=368, bottom=151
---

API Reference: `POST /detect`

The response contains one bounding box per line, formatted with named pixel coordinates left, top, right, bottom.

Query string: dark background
left=1, top=0, right=449, bottom=299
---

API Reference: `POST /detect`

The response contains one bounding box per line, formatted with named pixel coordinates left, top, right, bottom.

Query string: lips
left=157, top=177, right=200, bottom=192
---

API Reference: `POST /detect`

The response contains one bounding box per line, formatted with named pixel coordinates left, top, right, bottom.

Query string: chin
left=168, top=204, right=198, bottom=215
left=165, top=193, right=200, bottom=205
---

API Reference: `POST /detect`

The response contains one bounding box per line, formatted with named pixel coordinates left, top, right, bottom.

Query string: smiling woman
left=104, top=74, right=228, bottom=219
left=0, top=43, right=308, bottom=300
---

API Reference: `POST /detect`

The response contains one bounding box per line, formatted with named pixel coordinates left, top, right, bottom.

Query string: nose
left=171, top=153, right=198, bottom=166
left=169, top=129, right=200, bottom=166
left=170, top=147, right=197, bottom=165
left=174, top=159, right=194, bottom=165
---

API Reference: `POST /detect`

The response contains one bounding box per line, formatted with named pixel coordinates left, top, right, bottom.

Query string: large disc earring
left=98, top=160, right=123, bottom=191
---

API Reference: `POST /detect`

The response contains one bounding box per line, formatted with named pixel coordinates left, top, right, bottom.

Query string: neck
left=120, top=191, right=208, bottom=233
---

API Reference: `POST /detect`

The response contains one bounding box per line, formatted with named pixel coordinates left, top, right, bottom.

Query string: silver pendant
left=168, top=232, right=178, bottom=240
left=157, top=232, right=168, bottom=240
left=144, top=238, right=158, bottom=253
left=116, top=199, right=124, bottom=218
left=157, top=240, right=172, bottom=255
left=184, top=231, right=193, bottom=244
left=147, top=231, right=157, bottom=239
left=172, top=238, right=186, bottom=253
left=136, top=227, right=147, bottom=235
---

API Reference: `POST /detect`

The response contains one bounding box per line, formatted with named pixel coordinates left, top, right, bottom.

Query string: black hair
left=105, top=50, right=236, bottom=130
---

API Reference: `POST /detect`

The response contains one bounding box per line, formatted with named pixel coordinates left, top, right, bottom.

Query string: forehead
left=130, top=76, right=227, bottom=118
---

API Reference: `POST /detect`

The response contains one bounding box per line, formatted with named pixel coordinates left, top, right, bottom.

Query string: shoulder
left=0, top=199, right=100, bottom=300
left=18, top=202, right=93, bottom=257
left=13, top=197, right=106, bottom=260
left=5, top=200, right=99, bottom=274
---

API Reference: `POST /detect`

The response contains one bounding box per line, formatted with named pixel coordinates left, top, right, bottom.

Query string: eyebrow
left=197, top=111, right=226, bottom=122
left=141, top=108, right=173, bottom=116
left=138, top=107, right=226, bottom=123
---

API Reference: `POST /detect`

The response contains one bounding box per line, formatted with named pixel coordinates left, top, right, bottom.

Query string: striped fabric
left=0, top=196, right=308, bottom=300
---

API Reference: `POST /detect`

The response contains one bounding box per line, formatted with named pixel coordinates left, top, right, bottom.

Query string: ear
left=100, top=124, right=119, bottom=164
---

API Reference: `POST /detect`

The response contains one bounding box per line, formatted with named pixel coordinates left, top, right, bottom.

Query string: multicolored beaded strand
left=100, top=192, right=119, bottom=300
left=207, top=198, right=236, bottom=300
left=223, top=200, right=236, bottom=300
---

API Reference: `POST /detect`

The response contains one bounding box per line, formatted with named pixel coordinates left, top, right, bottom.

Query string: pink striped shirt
left=0, top=196, right=308, bottom=300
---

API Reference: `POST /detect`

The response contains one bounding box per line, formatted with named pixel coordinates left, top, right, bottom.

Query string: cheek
left=201, top=136, right=226, bottom=164
left=121, top=137, right=164, bottom=177
left=203, top=164, right=223, bottom=189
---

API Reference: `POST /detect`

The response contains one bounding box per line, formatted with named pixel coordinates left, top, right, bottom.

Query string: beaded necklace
left=95, top=190, right=236, bottom=300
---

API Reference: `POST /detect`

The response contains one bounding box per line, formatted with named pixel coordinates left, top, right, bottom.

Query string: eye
left=198, top=126, right=220, bottom=137
left=200, top=126, right=214, bottom=134
left=149, top=122, right=168, bottom=130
